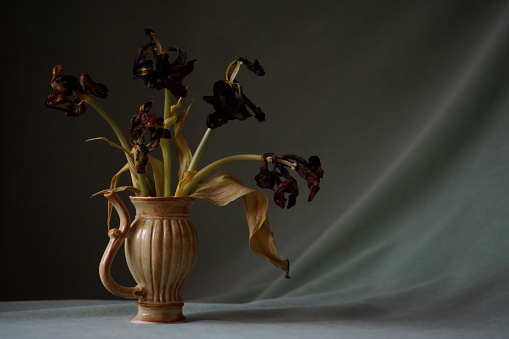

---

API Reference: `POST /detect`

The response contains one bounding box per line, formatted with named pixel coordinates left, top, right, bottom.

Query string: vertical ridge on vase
left=176, top=221, right=188, bottom=301
left=163, top=218, right=174, bottom=302
left=175, top=220, right=192, bottom=299
left=141, top=219, right=153, bottom=300
left=126, top=217, right=143, bottom=288
left=151, top=219, right=162, bottom=302
left=159, top=220, right=170, bottom=303
left=169, top=218, right=183, bottom=302
left=183, top=219, right=198, bottom=287
left=171, top=220, right=184, bottom=301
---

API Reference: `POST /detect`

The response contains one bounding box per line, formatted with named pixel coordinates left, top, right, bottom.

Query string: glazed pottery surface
left=99, top=192, right=197, bottom=323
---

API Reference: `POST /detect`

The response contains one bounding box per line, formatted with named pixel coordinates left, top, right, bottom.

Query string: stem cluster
left=86, top=92, right=263, bottom=198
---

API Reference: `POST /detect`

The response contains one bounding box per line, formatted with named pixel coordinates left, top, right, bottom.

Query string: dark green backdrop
left=1, top=4, right=508, bottom=335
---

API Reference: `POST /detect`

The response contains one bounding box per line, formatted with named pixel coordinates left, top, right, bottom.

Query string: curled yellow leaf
left=90, top=176, right=141, bottom=231
left=86, top=137, right=132, bottom=158
left=175, top=170, right=197, bottom=197
left=189, top=171, right=290, bottom=278
left=174, top=100, right=194, bottom=180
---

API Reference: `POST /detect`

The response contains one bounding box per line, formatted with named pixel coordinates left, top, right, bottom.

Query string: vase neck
left=130, top=197, right=194, bottom=218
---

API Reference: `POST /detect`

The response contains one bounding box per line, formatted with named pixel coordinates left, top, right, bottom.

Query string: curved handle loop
left=99, top=190, right=144, bottom=299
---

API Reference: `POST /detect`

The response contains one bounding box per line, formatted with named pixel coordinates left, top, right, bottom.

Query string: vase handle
left=99, top=190, right=144, bottom=299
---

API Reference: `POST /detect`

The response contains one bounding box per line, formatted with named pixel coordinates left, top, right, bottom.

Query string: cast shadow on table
left=187, top=303, right=387, bottom=323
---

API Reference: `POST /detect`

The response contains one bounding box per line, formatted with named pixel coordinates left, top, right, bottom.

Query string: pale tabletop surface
left=1, top=298, right=507, bottom=339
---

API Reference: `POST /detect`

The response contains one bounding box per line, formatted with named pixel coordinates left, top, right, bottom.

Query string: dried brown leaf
left=189, top=171, right=290, bottom=277
left=86, top=137, right=132, bottom=158
left=175, top=170, right=197, bottom=197
left=174, top=100, right=194, bottom=180
left=90, top=174, right=141, bottom=231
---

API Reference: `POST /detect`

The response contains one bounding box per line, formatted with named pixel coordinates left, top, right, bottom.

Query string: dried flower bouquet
left=45, top=29, right=324, bottom=278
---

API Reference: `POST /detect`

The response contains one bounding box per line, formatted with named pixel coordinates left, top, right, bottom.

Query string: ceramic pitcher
left=99, top=191, right=197, bottom=323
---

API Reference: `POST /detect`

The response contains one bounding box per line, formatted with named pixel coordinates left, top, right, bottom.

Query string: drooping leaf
left=242, top=190, right=290, bottom=278
left=85, top=136, right=140, bottom=190
left=166, top=96, right=183, bottom=127
left=90, top=177, right=141, bottom=230
left=174, top=170, right=197, bottom=197
left=174, top=100, right=194, bottom=180
left=189, top=171, right=290, bottom=277
left=109, top=164, right=138, bottom=229
left=189, top=171, right=252, bottom=205
left=110, top=164, right=132, bottom=192
left=90, top=185, right=141, bottom=198
left=86, top=136, right=132, bottom=157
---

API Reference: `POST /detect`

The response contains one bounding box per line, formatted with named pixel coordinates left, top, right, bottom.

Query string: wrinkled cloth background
left=1, top=1, right=508, bottom=338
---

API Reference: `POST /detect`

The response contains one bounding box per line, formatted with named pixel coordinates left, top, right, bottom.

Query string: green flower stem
left=180, top=154, right=262, bottom=197
left=188, top=128, right=214, bottom=172
left=161, top=89, right=173, bottom=197
left=160, top=138, right=172, bottom=197
left=86, top=99, right=130, bottom=150
left=136, top=173, right=150, bottom=196
left=86, top=98, right=150, bottom=196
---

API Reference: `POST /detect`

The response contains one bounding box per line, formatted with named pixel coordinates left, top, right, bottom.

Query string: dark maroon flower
left=133, top=29, right=196, bottom=99
left=132, top=143, right=150, bottom=174
left=238, top=58, right=265, bottom=76
left=45, top=65, right=109, bottom=117
left=203, top=58, right=266, bottom=129
left=255, top=153, right=324, bottom=208
left=80, top=73, right=108, bottom=99
left=274, top=177, right=299, bottom=209
left=282, top=154, right=323, bottom=202
left=254, top=153, right=277, bottom=190
left=129, top=102, right=170, bottom=174
left=130, top=102, right=155, bottom=141
left=308, top=155, right=325, bottom=179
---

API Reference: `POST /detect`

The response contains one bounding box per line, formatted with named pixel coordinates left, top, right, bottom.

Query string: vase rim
left=130, top=196, right=195, bottom=202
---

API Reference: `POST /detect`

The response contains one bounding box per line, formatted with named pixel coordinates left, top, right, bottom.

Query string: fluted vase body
left=126, top=197, right=197, bottom=322
left=99, top=192, right=197, bottom=323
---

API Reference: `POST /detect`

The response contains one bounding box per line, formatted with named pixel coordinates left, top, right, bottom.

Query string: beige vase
left=99, top=191, right=198, bottom=323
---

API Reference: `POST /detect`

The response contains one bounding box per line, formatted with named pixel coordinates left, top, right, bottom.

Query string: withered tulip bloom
left=129, top=102, right=170, bottom=173
left=133, top=29, right=196, bottom=99
left=238, top=58, right=265, bottom=76
left=203, top=58, right=266, bottom=129
left=130, top=102, right=156, bottom=141
left=274, top=177, right=299, bottom=209
left=254, top=153, right=277, bottom=190
left=286, top=155, right=323, bottom=202
left=255, top=154, right=324, bottom=208
left=132, top=143, right=150, bottom=174
left=80, top=73, right=108, bottom=99
left=45, top=65, right=109, bottom=117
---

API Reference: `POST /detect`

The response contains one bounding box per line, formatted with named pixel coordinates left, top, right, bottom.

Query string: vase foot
left=131, top=301, right=187, bottom=323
